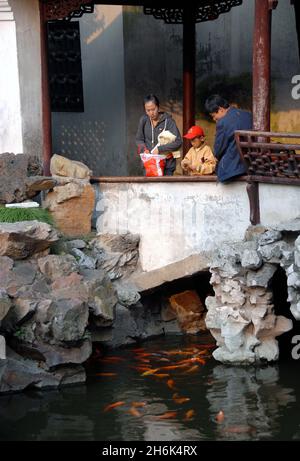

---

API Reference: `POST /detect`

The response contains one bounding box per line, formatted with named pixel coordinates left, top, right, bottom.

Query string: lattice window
left=235, top=131, right=300, bottom=185
left=47, top=21, right=84, bottom=112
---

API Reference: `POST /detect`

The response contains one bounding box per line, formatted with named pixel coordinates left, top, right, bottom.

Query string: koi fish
left=177, top=357, right=206, bottom=365
left=156, top=411, right=178, bottom=420
left=215, top=410, right=225, bottom=422
left=185, top=365, right=199, bottom=373
left=131, top=366, right=152, bottom=372
left=172, top=393, right=190, bottom=404
left=142, top=368, right=160, bottom=376
left=128, top=407, right=142, bottom=417
left=103, top=401, right=125, bottom=412
left=223, top=425, right=257, bottom=434
left=131, top=402, right=147, bottom=408
left=159, top=364, right=189, bottom=370
left=154, top=374, right=170, bottom=379
left=184, top=409, right=195, bottom=420
left=167, top=379, right=177, bottom=390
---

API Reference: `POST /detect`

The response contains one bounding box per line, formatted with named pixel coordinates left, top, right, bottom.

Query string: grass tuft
left=0, top=206, right=54, bottom=225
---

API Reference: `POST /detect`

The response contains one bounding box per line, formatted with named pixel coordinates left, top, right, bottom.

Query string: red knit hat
left=183, top=125, right=205, bottom=139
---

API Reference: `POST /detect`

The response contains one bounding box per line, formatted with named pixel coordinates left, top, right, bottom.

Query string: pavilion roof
left=41, top=0, right=243, bottom=22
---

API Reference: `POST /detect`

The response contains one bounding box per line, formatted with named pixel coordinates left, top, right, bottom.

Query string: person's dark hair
left=205, top=94, right=230, bottom=114
left=143, top=94, right=160, bottom=107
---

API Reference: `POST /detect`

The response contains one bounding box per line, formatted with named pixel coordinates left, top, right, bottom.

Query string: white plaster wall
left=95, top=182, right=300, bottom=272
left=10, top=0, right=43, bottom=157
left=0, top=1, right=23, bottom=153
left=52, top=5, right=126, bottom=176
left=259, top=184, right=300, bottom=227
left=95, top=182, right=250, bottom=271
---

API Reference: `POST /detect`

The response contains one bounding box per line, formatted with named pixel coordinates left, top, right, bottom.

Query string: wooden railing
left=235, top=130, right=300, bottom=225
left=235, top=130, right=300, bottom=185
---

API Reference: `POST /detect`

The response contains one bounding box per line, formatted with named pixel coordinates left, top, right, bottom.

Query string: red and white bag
left=140, top=153, right=167, bottom=177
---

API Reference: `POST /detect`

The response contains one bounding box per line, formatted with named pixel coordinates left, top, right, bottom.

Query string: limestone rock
left=50, top=154, right=92, bottom=179
left=25, top=176, right=56, bottom=198
left=258, top=230, right=282, bottom=246
left=255, top=338, right=279, bottom=361
left=246, top=263, right=277, bottom=288
left=0, top=290, right=11, bottom=323
left=113, top=280, right=141, bottom=307
left=0, top=335, right=6, bottom=359
left=241, top=249, right=262, bottom=270
left=169, top=290, right=206, bottom=334
left=0, top=221, right=59, bottom=260
left=67, top=239, right=87, bottom=250
left=81, top=268, right=118, bottom=322
left=37, top=254, right=78, bottom=281
left=93, top=233, right=140, bottom=280
left=71, top=248, right=96, bottom=269
left=0, top=153, right=28, bottom=203
left=44, top=183, right=95, bottom=237
left=51, top=298, right=89, bottom=343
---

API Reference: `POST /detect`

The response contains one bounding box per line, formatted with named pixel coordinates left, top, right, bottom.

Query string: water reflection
left=0, top=336, right=299, bottom=441
left=206, top=365, right=296, bottom=440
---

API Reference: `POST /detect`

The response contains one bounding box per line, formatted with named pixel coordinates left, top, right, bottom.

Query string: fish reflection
left=206, top=365, right=296, bottom=440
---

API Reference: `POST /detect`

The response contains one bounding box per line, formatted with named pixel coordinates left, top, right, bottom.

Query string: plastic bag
left=140, top=153, right=166, bottom=177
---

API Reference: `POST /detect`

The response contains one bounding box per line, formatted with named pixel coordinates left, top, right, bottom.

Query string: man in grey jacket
left=136, top=94, right=182, bottom=176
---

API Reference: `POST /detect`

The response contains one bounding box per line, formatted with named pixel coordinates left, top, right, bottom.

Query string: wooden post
left=183, top=6, right=196, bottom=156
left=39, top=0, right=52, bottom=176
left=249, top=0, right=277, bottom=224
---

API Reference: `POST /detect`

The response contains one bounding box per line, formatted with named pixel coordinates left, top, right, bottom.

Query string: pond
left=0, top=334, right=299, bottom=441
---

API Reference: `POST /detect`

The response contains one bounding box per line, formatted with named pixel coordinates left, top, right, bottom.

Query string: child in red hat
left=181, top=125, right=216, bottom=176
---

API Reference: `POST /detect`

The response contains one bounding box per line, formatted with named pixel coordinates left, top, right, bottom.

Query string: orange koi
left=223, top=425, right=257, bottom=434
left=138, top=358, right=151, bottom=363
left=177, top=357, right=206, bottom=365
left=103, top=401, right=125, bottom=412
left=172, top=393, right=190, bottom=404
left=156, top=411, right=178, bottom=420
left=95, top=372, right=117, bottom=377
left=159, top=364, right=189, bottom=370
left=142, top=368, right=160, bottom=376
left=131, top=402, right=147, bottom=408
left=215, top=410, right=225, bottom=422
left=128, top=407, right=142, bottom=417
left=154, top=374, right=170, bottom=379
left=185, top=365, right=199, bottom=373
left=167, top=379, right=177, bottom=390
left=131, top=366, right=152, bottom=372
left=184, top=409, right=195, bottom=420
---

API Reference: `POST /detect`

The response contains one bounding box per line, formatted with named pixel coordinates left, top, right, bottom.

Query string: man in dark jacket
left=205, top=94, right=252, bottom=183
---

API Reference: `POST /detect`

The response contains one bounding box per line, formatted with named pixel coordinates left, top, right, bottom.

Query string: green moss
left=0, top=206, right=54, bottom=225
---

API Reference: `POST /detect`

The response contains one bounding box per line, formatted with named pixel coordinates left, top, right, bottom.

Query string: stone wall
left=205, top=220, right=300, bottom=364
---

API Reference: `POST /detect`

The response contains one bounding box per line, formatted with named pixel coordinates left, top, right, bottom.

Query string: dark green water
left=0, top=334, right=299, bottom=441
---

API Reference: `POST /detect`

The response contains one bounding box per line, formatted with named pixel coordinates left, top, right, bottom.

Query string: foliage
left=0, top=206, right=54, bottom=226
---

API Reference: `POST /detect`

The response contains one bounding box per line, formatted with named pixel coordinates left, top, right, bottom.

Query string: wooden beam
left=39, top=0, right=52, bottom=176
left=183, top=6, right=196, bottom=156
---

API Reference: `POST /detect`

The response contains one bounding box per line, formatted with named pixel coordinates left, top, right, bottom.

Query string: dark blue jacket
left=214, top=107, right=252, bottom=182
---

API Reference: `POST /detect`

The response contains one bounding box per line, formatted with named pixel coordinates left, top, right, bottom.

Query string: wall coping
left=91, top=175, right=248, bottom=184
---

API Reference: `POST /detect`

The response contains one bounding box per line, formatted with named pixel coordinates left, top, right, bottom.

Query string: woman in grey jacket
left=136, top=94, right=182, bottom=176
